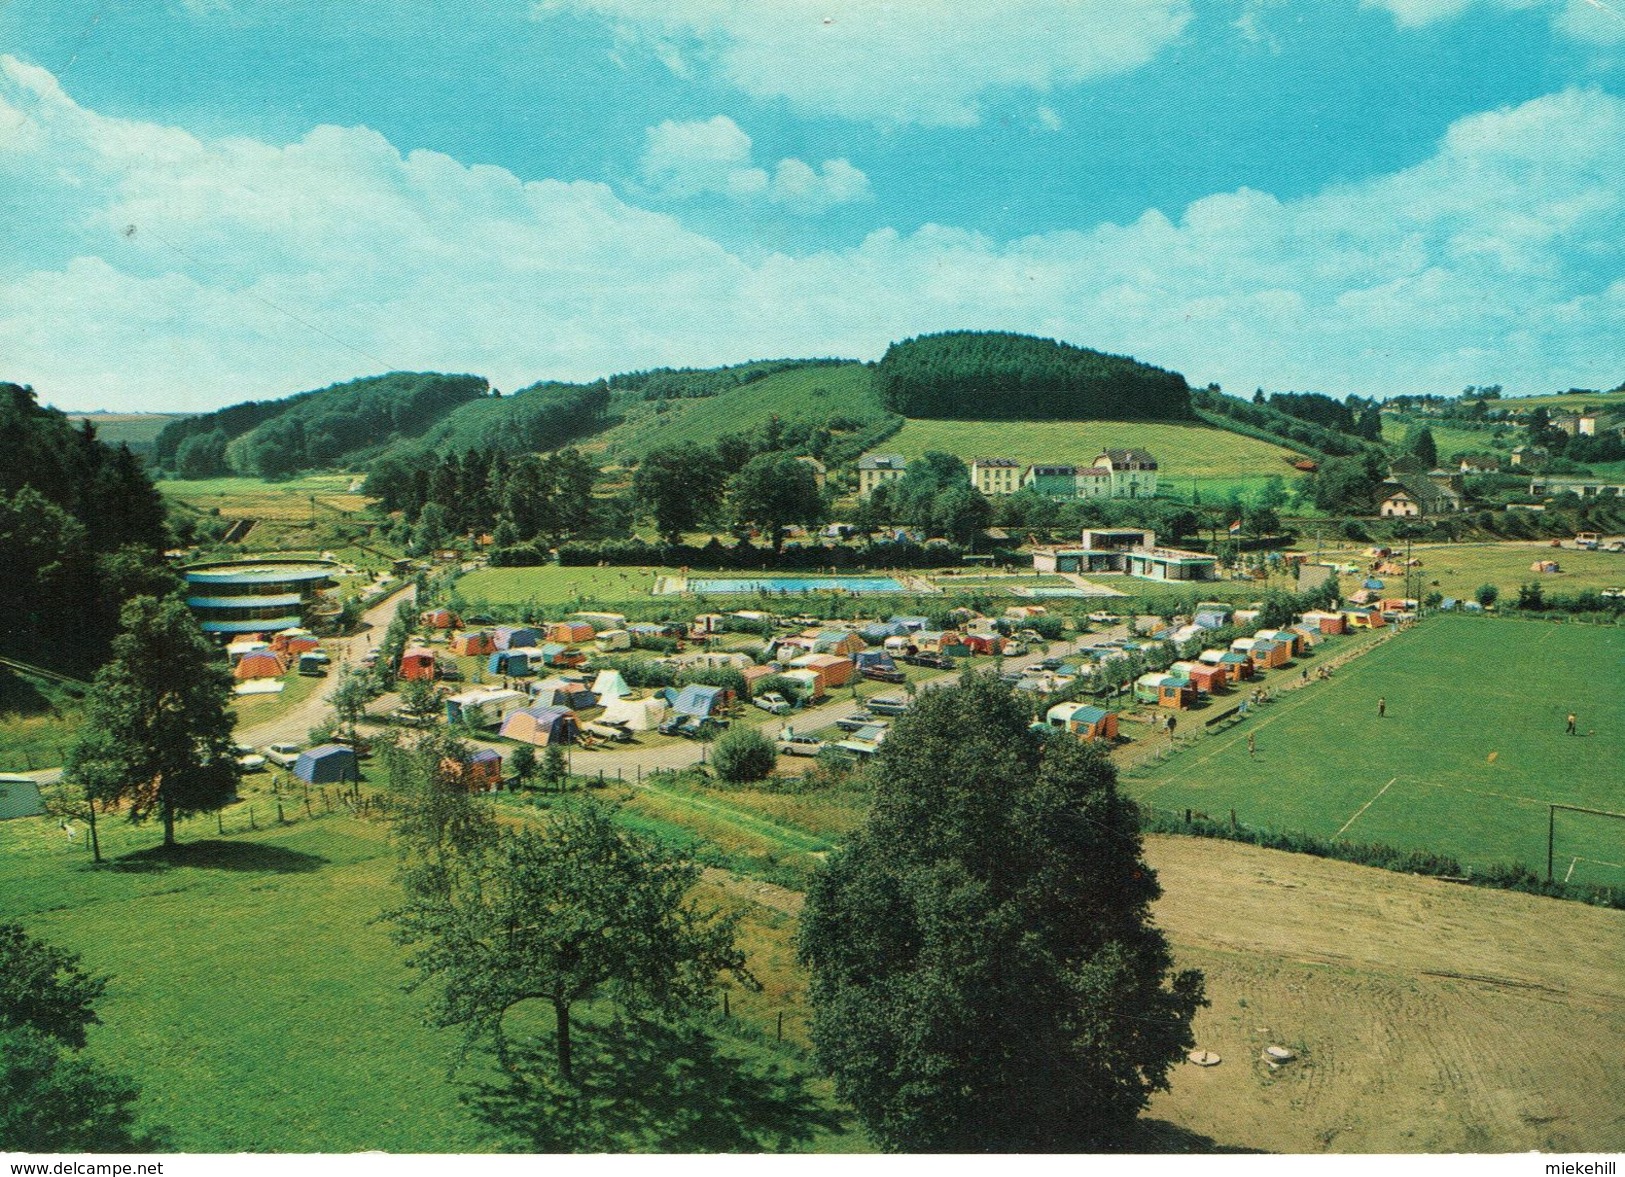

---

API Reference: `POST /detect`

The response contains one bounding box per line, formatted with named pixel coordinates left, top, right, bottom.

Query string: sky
left=2, top=0, right=1622, bottom=413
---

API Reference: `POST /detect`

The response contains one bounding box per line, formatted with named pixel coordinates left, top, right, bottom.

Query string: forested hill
left=1, top=383, right=172, bottom=674
left=875, top=331, right=1193, bottom=421
left=154, top=372, right=491, bottom=477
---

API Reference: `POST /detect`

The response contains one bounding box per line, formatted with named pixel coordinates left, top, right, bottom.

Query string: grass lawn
left=0, top=801, right=861, bottom=1152
left=229, top=668, right=328, bottom=730
left=0, top=672, right=84, bottom=771
left=888, top=419, right=1308, bottom=481
left=1402, top=541, right=1625, bottom=601
left=1127, top=616, right=1625, bottom=887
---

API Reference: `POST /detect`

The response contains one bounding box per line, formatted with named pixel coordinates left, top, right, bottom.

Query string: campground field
left=1127, top=615, right=1625, bottom=888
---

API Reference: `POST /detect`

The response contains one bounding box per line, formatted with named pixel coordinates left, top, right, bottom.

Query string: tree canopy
left=875, top=331, right=1192, bottom=421
left=727, top=453, right=825, bottom=553
left=65, top=595, right=240, bottom=847
left=385, top=743, right=749, bottom=1080
left=0, top=925, right=144, bottom=1151
left=798, top=674, right=1205, bottom=1151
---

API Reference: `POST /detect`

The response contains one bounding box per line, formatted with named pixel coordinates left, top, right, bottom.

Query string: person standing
left=1378, top=696, right=1387, bottom=718
left=1566, top=712, right=1577, bottom=735
left=1247, top=731, right=1256, bottom=757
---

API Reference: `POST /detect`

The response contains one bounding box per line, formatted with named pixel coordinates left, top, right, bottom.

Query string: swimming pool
left=688, top=576, right=906, bottom=594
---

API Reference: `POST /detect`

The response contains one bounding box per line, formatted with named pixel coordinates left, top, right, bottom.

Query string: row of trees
left=631, top=443, right=825, bottom=552
left=365, top=446, right=600, bottom=553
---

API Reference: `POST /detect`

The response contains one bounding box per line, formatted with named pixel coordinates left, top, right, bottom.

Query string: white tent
left=599, top=696, right=669, bottom=732
left=0, top=775, right=45, bottom=820
left=591, top=669, right=632, bottom=701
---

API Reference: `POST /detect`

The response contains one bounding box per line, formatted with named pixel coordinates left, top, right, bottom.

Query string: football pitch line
left=1133, top=627, right=1408, bottom=799
left=1334, top=776, right=1398, bottom=838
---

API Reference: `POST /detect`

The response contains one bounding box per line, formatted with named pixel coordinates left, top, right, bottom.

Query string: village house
left=969, top=457, right=1022, bottom=495
left=857, top=454, right=907, bottom=496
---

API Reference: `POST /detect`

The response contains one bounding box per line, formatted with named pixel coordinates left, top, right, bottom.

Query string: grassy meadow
left=590, top=364, right=887, bottom=462
left=0, top=798, right=862, bottom=1152
left=1127, top=616, right=1625, bottom=887
left=888, top=418, right=1308, bottom=482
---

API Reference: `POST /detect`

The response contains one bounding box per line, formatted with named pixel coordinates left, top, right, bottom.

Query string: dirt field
left=1142, top=834, right=1625, bottom=1153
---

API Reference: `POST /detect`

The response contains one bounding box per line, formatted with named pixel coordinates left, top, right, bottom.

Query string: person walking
left=1566, top=712, right=1577, bottom=735
left=1377, top=696, right=1387, bottom=718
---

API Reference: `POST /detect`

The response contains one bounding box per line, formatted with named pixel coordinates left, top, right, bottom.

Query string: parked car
left=1088, top=612, right=1121, bottom=624
left=660, top=715, right=725, bottom=739
left=752, top=691, right=792, bottom=715
left=835, top=714, right=888, bottom=733
left=1038, top=657, right=1065, bottom=671
left=776, top=734, right=824, bottom=757
left=865, top=696, right=910, bottom=716
left=391, top=708, right=436, bottom=728
left=264, top=742, right=301, bottom=769
left=233, top=744, right=266, bottom=772
left=902, top=653, right=955, bottom=670
left=861, top=666, right=907, bottom=684
left=1001, top=642, right=1027, bottom=656
left=434, top=660, right=462, bottom=681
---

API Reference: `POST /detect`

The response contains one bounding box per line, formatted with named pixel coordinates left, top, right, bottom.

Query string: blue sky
left=2, top=0, right=1622, bottom=412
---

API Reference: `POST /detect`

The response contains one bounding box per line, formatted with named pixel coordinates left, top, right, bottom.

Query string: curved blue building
left=183, top=560, right=340, bottom=635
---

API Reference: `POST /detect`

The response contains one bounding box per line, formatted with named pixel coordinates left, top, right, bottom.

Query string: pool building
left=183, top=560, right=342, bottom=635
left=1031, top=529, right=1217, bottom=583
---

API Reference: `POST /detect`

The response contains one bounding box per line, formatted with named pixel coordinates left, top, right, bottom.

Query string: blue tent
left=1194, top=610, right=1229, bottom=630
left=1439, top=598, right=1458, bottom=611
left=293, top=744, right=357, bottom=784
left=860, top=621, right=903, bottom=642
left=669, top=684, right=725, bottom=718
left=853, top=649, right=897, bottom=672
left=1363, top=578, right=1385, bottom=590
left=493, top=625, right=541, bottom=651
left=487, top=650, right=537, bottom=676
left=888, top=615, right=929, bottom=632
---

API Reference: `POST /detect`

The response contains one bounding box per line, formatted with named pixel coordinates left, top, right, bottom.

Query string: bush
left=709, top=727, right=778, bottom=784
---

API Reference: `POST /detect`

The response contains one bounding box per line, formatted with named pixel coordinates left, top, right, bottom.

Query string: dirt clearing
left=1143, top=834, right=1625, bottom=1153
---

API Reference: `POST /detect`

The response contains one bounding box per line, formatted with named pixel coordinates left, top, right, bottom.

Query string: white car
left=264, top=742, right=301, bottom=769
left=753, top=692, right=792, bottom=715
left=1088, top=612, right=1121, bottom=624
left=234, top=746, right=267, bottom=772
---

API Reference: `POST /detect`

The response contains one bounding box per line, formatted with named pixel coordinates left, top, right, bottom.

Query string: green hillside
left=1494, top=388, right=1625, bottom=412
left=888, top=419, right=1308, bottom=483
left=588, top=363, right=893, bottom=463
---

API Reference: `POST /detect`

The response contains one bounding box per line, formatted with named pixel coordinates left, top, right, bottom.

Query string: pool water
left=689, top=576, right=905, bottom=594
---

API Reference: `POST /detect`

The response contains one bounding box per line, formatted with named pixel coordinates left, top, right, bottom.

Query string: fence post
left=277, top=800, right=286, bottom=824
left=250, top=807, right=257, bottom=830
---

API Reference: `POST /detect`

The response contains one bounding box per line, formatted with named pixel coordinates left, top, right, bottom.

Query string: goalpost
left=1547, top=804, right=1625, bottom=885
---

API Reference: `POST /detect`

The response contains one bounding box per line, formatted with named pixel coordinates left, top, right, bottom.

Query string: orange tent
left=233, top=651, right=286, bottom=680
left=399, top=647, right=437, bottom=681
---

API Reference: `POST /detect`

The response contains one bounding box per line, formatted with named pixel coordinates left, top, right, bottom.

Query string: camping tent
left=399, top=647, right=437, bottom=681
left=444, top=687, right=528, bottom=728
left=1046, top=702, right=1118, bottom=741
left=492, top=626, right=542, bottom=651
left=532, top=677, right=597, bottom=710
left=271, top=628, right=320, bottom=655
left=419, top=608, right=461, bottom=630
left=499, top=705, right=578, bottom=746
left=0, top=775, right=45, bottom=820
left=591, top=669, right=631, bottom=701
left=233, top=651, right=286, bottom=680
left=450, top=630, right=498, bottom=657
left=599, top=695, right=669, bottom=732
left=668, top=684, right=727, bottom=718
left=546, top=621, right=595, bottom=644
left=294, top=744, right=358, bottom=784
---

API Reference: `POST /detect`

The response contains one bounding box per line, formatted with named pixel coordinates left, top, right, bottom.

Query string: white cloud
left=535, top=0, right=1194, bottom=126
left=1361, top=0, right=1625, bottom=43
left=2, top=56, right=1621, bottom=411
left=638, top=115, right=869, bottom=211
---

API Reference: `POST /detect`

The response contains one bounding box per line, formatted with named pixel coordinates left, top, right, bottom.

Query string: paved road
left=237, top=584, right=417, bottom=750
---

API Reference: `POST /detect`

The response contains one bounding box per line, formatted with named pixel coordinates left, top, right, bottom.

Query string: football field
left=1128, top=616, right=1625, bottom=888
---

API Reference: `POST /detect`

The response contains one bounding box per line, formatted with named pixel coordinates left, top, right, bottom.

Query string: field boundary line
left=1335, top=776, right=1398, bottom=838
left=1134, top=628, right=1402, bottom=797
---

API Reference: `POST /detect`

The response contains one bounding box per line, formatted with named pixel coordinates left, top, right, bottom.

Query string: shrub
left=709, top=727, right=777, bottom=784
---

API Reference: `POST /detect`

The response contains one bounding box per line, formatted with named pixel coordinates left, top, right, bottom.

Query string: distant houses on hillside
left=862, top=449, right=1159, bottom=500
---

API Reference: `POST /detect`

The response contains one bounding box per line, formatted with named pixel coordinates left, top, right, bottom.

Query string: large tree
left=386, top=752, right=749, bottom=1080
left=632, top=443, right=727, bottom=546
left=0, top=925, right=143, bottom=1151
left=728, top=453, right=825, bottom=553
left=65, top=595, right=239, bottom=848
left=798, top=674, right=1205, bottom=1151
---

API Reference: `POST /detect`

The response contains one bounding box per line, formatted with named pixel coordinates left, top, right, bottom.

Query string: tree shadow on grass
left=1120, top=1117, right=1267, bottom=1154
left=107, top=839, right=328, bottom=874
left=462, top=1015, right=846, bottom=1152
